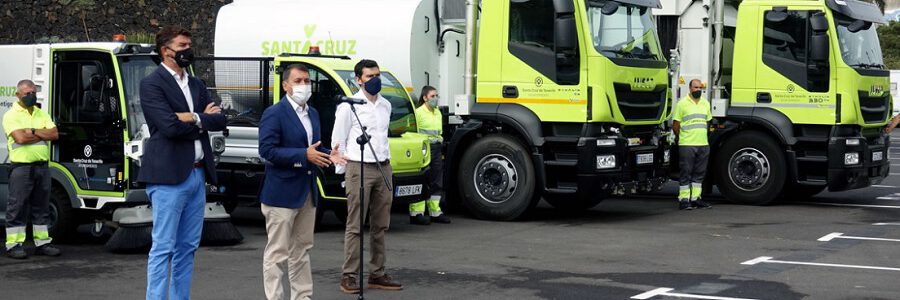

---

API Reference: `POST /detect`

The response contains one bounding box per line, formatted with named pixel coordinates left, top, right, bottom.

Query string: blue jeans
left=146, top=168, right=205, bottom=300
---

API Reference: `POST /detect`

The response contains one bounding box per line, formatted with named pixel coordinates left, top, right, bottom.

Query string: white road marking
left=741, top=256, right=900, bottom=272
left=872, top=185, right=897, bottom=188
left=818, top=232, right=900, bottom=243
left=631, top=288, right=759, bottom=300
left=873, top=222, right=900, bottom=226
left=799, top=202, right=900, bottom=209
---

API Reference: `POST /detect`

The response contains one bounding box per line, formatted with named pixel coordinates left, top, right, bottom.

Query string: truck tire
left=544, top=195, right=604, bottom=212
left=49, top=184, right=78, bottom=243
left=715, top=131, right=786, bottom=205
left=458, top=135, right=537, bottom=220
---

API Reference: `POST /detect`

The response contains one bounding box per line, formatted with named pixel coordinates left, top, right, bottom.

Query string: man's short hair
left=689, top=79, right=702, bottom=88
left=354, top=59, right=379, bottom=78
left=281, top=64, right=310, bottom=83
left=155, top=25, right=192, bottom=58
left=16, top=79, right=35, bottom=93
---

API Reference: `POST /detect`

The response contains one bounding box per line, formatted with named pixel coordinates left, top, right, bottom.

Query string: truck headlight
left=596, top=155, right=616, bottom=169
left=663, top=149, right=670, bottom=163
left=422, top=143, right=428, bottom=156
left=597, top=139, right=616, bottom=147
left=846, top=139, right=861, bottom=146
left=844, top=152, right=860, bottom=165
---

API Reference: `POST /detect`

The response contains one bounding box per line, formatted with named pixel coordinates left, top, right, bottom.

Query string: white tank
left=214, top=0, right=443, bottom=98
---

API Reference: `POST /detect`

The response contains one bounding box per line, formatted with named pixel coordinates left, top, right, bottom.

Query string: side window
left=509, top=0, right=580, bottom=85
left=307, top=67, right=341, bottom=149
left=55, top=61, right=120, bottom=124
left=761, top=9, right=829, bottom=92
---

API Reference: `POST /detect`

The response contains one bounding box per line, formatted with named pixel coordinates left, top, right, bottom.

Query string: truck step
left=544, top=136, right=580, bottom=143
left=795, top=137, right=828, bottom=143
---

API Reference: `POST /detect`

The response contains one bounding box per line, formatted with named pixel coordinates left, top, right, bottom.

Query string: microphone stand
left=347, top=97, right=392, bottom=300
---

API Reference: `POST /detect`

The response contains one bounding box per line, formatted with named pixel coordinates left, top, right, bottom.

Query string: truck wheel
left=781, top=184, right=826, bottom=201
left=49, top=184, right=78, bottom=243
left=715, top=131, right=786, bottom=205
left=544, top=195, right=604, bottom=211
left=458, top=135, right=537, bottom=220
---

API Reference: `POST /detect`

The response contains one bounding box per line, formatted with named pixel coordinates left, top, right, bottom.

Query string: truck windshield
left=835, top=18, right=885, bottom=70
left=586, top=0, right=662, bottom=61
left=117, top=55, right=161, bottom=139
left=335, top=71, right=417, bottom=136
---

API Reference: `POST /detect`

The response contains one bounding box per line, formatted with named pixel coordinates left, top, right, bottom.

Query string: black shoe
left=410, top=214, right=431, bottom=225
left=692, top=200, right=712, bottom=209
left=431, top=214, right=451, bottom=224
left=6, top=245, right=27, bottom=259
left=36, top=244, right=61, bottom=256
left=679, top=200, right=693, bottom=210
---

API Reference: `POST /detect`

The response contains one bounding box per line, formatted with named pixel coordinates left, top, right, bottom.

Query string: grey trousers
left=5, top=164, right=52, bottom=248
left=678, top=146, right=710, bottom=186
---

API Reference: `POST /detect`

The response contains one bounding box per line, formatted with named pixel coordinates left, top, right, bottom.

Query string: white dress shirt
left=331, top=90, right=392, bottom=173
left=287, top=97, right=314, bottom=146
left=162, top=63, right=203, bottom=162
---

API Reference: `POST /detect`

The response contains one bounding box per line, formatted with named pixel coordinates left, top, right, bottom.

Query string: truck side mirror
left=555, top=16, right=577, bottom=53
left=847, top=20, right=871, bottom=33
left=810, top=12, right=828, bottom=32
left=809, top=13, right=829, bottom=63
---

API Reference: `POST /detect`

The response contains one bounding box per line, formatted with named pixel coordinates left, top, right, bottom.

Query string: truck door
left=498, top=0, right=586, bottom=121
left=51, top=50, right=126, bottom=192
left=753, top=7, right=833, bottom=124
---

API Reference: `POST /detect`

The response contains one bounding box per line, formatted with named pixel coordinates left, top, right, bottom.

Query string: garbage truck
left=656, top=0, right=891, bottom=204
left=215, top=0, right=675, bottom=220
left=0, top=40, right=239, bottom=251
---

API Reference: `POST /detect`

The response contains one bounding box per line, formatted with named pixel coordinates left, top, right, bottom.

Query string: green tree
left=878, top=21, right=900, bottom=69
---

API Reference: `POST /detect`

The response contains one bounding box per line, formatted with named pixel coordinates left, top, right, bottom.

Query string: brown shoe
left=368, top=274, right=403, bottom=290
left=340, top=276, right=360, bottom=294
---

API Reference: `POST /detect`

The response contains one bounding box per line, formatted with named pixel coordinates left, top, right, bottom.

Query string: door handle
left=502, top=85, right=519, bottom=98
left=757, top=92, right=772, bottom=103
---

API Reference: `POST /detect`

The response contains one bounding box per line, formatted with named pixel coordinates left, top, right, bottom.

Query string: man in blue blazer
left=138, top=26, right=227, bottom=300
left=258, top=63, right=343, bottom=300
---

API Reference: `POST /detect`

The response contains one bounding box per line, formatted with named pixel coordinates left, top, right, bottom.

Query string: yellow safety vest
left=673, top=96, right=712, bottom=146
left=3, top=104, right=55, bottom=163
left=416, top=104, right=442, bottom=142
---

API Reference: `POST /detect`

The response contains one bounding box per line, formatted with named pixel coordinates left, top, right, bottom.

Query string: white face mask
left=290, top=84, right=311, bottom=106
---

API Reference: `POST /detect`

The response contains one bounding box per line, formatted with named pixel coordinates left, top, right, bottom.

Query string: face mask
left=21, top=93, right=37, bottom=107
left=691, top=90, right=702, bottom=99
left=169, top=47, right=194, bottom=68
left=428, top=97, right=439, bottom=107
left=363, top=76, right=381, bottom=95
left=290, top=84, right=311, bottom=106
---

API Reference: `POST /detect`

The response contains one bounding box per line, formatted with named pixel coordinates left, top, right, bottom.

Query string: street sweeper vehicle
left=0, top=40, right=243, bottom=252
left=655, top=0, right=891, bottom=204
left=191, top=52, right=433, bottom=224
left=214, top=0, right=674, bottom=220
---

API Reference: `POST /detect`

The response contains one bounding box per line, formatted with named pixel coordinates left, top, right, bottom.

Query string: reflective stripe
left=691, top=183, right=702, bottom=188
left=420, top=129, right=441, bottom=136
left=33, top=224, right=52, bottom=246
left=731, top=102, right=836, bottom=109
left=678, top=185, right=691, bottom=200
left=10, top=140, right=47, bottom=150
left=681, top=123, right=708, bottom=131
left=409, top=200, right=426, bottom=215
left=682, top=113, right=708, bottom=122
left=5, top=226, right=26, bottom=247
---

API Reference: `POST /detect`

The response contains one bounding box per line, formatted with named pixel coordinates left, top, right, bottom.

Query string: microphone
left=334, top=95, right=367, bottom=105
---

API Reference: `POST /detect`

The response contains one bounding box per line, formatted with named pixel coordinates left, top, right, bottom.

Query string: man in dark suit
left=138, top=25, right=226, bottom=300
left=258, top=63, right=343, bottom=300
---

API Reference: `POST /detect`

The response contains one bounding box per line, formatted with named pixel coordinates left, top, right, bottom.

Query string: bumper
left=573, top=136, right=671, bottom=197
left=827, top=135, right=890, bottom=191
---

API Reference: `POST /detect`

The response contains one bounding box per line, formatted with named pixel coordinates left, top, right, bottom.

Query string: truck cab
left=205, top=54, right=432, bottom=220
left=658, top=0, right=890, bottom=204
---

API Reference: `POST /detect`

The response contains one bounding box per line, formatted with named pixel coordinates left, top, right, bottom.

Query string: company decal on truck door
left=260, top=24, right=357, bottom=56
left=0, top=86, right=16, bottom=97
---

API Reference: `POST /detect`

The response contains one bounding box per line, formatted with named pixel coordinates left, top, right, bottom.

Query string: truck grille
left=857, top=91, right=889, bottom=124
left=613, top=84, right=666, bottom=121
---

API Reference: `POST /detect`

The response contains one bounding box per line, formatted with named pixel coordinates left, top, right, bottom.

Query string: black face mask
left=691, top=90, right=702, bottom=99
left=21, top=93, right=37, bottom=107
left=168, top=47, right=194, bottom=68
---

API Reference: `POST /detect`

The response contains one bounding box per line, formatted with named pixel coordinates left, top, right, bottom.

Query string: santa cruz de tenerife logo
left=84, top=145, right=93, bottom=158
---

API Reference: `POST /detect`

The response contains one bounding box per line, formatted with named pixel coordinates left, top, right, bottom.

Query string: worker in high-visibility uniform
left=409, top=86, right=451, bottom=225
left=4, top=79, right=61, bottom=259
left=672, top=79, right=713, bottom=210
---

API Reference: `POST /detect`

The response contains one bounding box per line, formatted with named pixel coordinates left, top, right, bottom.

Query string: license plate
left=636, top=153, right=654, bottom=164
left=394, top=184, right=423, bottom=197
left=873, top=152, right=883, bottom=161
